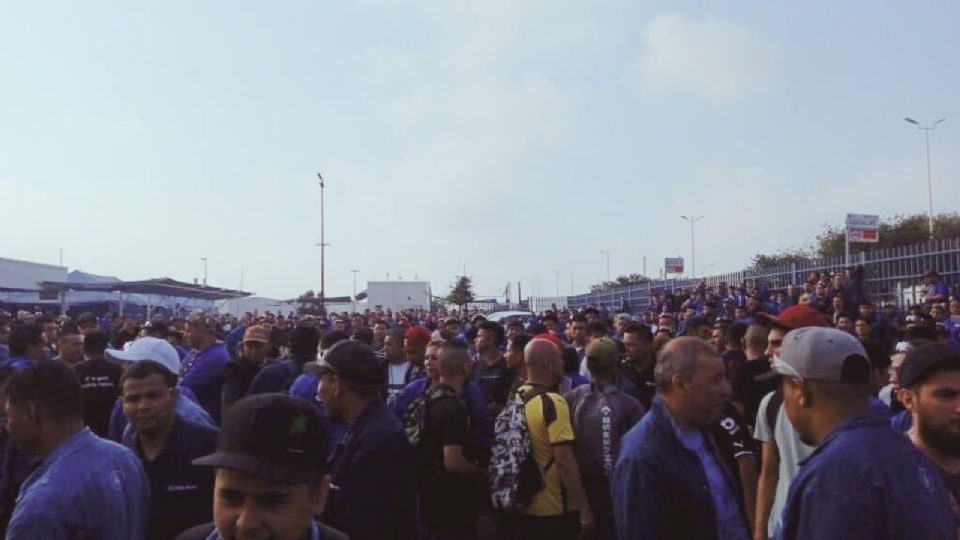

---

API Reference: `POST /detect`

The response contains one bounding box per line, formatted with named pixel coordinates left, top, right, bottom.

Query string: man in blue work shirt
left=309, top=340, right=417, bottom=540
left=612, top=337, right=750, bottom=540
left=247, top=324, right=320, bottom=395
left=177, top=394, right=348, bottom=540
left=0, top=324, right=47, bottom=371
left=0, top=323, right=50, bottom=535
left=121, top=360, right=219, bottom=540
left=105, top=336, right=216, bottom=441
left=4, top=360, right=149, bottom=539
left=180, top=310, right=230, bottom=423
left=772, top=327, right=955, bottom=539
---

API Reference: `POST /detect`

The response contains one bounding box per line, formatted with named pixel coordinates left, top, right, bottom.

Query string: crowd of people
left=0, top=265, right=956, bottom=539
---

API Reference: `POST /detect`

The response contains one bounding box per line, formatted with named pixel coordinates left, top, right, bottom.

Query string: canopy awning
left=39, top=277, right=252, bottom=301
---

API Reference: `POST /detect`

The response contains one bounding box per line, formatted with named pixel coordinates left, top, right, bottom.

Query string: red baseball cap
left=756, top=305, right=828, bottom=330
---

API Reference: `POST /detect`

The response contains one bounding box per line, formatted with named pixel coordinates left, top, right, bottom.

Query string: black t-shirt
left=417, top=384, right=479, bottom=532
left=72, top=357, right=123, bottom=438
left=731, top=357, right=778, bottom=429
left=220, top=358, right=262, bottom=411
left=130, top=417, right=218, bottom=540
left=620, top=361, right=657, bottom=411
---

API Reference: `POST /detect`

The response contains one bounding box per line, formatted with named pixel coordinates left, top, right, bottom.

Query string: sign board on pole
left=665, top=258, right=684, bottom=274
left=846, top=214, right=880, bottom=243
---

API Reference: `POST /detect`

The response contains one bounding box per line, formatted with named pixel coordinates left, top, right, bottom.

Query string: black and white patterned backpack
left=489, top=385, right=556, bottom=511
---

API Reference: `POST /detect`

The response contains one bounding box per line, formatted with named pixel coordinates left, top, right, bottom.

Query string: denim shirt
left=612, top=396, right=748, bottom=540
left=7, top=428, right=149, bottom=540
left=775, top=410, right=956, bottom=540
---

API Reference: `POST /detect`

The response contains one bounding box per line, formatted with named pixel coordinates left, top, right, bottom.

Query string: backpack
left=570, top=385, right=622, bottom=479
left=489, top=385, right=557, bottom=511
left=402, top=384, right=458, bottom=447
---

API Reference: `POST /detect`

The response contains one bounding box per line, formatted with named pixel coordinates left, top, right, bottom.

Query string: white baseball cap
left=106, top=336, right=181, bottom=375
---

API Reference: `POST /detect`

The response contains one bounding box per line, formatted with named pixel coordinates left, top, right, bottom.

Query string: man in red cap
left=752, top=305, right=827, bottom=540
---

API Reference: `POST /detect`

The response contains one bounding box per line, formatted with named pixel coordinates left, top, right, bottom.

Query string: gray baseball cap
left=771, top=327, right=870, bottom=383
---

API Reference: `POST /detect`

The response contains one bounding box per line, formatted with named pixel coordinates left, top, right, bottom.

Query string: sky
left=2, top=1, right=959, bottom=301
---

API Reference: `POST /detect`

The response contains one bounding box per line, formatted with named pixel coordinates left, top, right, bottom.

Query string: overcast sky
left=3, top=1, right=958, bottom=300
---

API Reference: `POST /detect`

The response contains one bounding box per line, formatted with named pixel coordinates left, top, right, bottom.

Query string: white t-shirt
left=387, top=362, right=410, bottom=399
left=753, top=391, right=816, bottom=537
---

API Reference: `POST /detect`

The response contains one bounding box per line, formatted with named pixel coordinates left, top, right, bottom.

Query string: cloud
left=633, top=13, right=783, bottom=102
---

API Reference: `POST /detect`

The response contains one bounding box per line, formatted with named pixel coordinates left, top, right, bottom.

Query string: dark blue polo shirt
left=323, top=398, right=416, bottom=540
left=123, top=416, right=218, bottom=540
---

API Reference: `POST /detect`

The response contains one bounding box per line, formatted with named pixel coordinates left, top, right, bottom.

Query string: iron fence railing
left=568, top=238, right=960, bottom=312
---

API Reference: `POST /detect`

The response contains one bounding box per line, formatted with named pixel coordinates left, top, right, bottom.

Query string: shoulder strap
left=765, top=390, right=783, bottom=433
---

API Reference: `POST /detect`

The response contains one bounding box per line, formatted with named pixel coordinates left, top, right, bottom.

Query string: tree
left=749, top=247, right=813, bottom=270
left=447, top=276, right=475, bottom=311
left=815, top=212, right=960, bottom=258
left=591, top=273, right=652, bottom=292
left=296, top=290, right=321, bottom=316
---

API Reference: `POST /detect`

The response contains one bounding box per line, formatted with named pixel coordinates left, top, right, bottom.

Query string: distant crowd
left=0, top=265, right=956, bottom=539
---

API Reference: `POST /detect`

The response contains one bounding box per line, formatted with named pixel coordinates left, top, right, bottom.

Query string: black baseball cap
left=900, top=342, right=960, bottom=389
left=193, top=394, right=328, bottom=484
left=304, top=340, right=382, bottom=385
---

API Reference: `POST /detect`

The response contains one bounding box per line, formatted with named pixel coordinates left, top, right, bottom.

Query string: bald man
left=512, top=339, right=594, bottom=540
left=612, top=337, right=750, bottom=540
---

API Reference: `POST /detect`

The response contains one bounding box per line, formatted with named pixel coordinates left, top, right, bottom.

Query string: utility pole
left=317, top=173, right=328, bottom=316
left=599, top=250, right=615, bottom=281
left=350, top=269, right=359, bottom=313
left=680, top=216, right=704, bottom=278
left=904, top=117, right=946, bottom=239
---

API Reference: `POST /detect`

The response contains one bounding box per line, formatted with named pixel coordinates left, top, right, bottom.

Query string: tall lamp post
left=317, top=173, right=328, bottom=316
left=680, top=215, right=704, bottom=278
left=350, top=269, right=359, bottom=313
left=599, top=250, right=615, bottom=282
left=200, top=257, right=208, bottom=287
left=904, top=117, right=946, bottom=240
left=551, top=270, right=562, bottom=296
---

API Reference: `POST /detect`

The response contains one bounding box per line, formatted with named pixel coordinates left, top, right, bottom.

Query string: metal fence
left=568, top=238, right=960, bottom=312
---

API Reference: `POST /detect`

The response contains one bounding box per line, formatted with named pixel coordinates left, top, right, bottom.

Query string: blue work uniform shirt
left=123, top=416, right=218, bottom=540
left=323, top=398, right=416, bottom=540
left=6, top=428, right=149, bottom=540
left=0, top=356, right=35, bottom=371
left=775, top=410, right=956, bottom=540
left=108, top=388, right=216, bottom=442
left=180, top=342, right=231, bottom=423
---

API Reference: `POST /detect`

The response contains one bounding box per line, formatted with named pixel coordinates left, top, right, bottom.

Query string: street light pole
left=599, top=250, right=615, bottom=281
left=317, top=173, right=327, bottom=316
left=681, top=215, right=704, bottom=278
left=551, top=270, right=561, bottom=296
left=904, top=117, right=946, bottom=240
left=200, top=258, right=208, bottom=286
left=350, top=269, right=359, bottom=313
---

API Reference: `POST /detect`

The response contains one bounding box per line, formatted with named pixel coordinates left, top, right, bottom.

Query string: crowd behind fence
left=568, top=238, right=960, bottom=313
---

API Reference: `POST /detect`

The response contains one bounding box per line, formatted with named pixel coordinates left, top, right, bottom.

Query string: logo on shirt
left=918, top=466, right=935, bottom=495
left=111, top=470, right=126, bottom=492
left=287, top=414, right=307, bottom=454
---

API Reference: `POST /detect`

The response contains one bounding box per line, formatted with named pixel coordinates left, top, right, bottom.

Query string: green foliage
left=749, top=248, right=813, bottom=270
left=815, top=212, right=960, bottom=258
left=591, top=273, right=652, bottom=292
left=447, top=276, right=475, bottom=309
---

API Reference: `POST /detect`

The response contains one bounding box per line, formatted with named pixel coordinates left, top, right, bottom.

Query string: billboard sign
left=846, top=213, right=880, bottom=243
left=665, top=258, right=685, bottom=274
